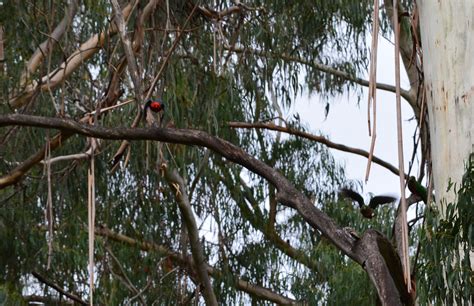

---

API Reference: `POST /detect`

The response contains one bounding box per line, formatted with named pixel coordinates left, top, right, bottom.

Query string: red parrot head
left=145, top=99, right=165, bottom=113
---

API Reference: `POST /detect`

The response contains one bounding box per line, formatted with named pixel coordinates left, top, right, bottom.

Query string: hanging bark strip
left=87, top=137, right=96, bottom=305
left=0, top=25, right=4, bottom=73
left=365, top=0, right=380, bottom=182
left=393, top=0, right=411, bottom=293
left=44, top=138, right=53, bottom=270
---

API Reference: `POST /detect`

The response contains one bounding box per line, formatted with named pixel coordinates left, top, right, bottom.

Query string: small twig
left=105, top=245, right=146, bottom=305
left=129, top=276, right=153, bottom=304
left=31, top=271, right=87, bottom=305
left=189, top=149, right=211, bottom=197
left=85, top=99, right=134, bottom=117
left=145, top=4, right=199, bottom=100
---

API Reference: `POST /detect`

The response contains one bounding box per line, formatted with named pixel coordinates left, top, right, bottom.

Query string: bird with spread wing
left=339, top=187, right=397, bottom=219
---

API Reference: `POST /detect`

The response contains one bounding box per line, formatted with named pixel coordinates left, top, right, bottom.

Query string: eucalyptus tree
left=0, top=1, right=471, bottom=305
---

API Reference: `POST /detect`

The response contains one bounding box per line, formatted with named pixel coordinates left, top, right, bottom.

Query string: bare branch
left=24, top=295, right=73, bottom=304
left=228, top=121, right=405, bottom=177
left=31, top=271, right=87, bottom=305
left=163, top=167, right=218, bottom=306
left=41, top=147, right=93, bottom=165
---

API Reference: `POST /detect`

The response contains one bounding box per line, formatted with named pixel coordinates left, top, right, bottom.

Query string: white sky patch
left=293, top=35, right=419, bottom=199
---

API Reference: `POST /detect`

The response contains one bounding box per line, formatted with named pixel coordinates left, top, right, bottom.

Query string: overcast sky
left=294, top=36, right=418, bottom=199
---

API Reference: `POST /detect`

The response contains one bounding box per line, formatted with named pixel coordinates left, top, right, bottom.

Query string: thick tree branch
left=227, top=46, right=415, bottom=106
left=0, top=114, right=357, bottom=258
left=228, top=121, right=405, bottom=177
left=22, top=0, right=78, bottom=81
left=0, top=92, right=127, bottom=188
left=355, top=230, right=412, bottom=306
left=9, top=4, right=133, bottom=109
left=164, top=167, right=218, bottom=306
left=95, top=226, right=297, bottom=305
left=0, top=114, right=409, bottom=305
left=31, top=271, right=87, bottom=305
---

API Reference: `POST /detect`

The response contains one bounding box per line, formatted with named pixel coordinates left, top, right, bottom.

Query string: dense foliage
left=0, top=0, right=471, bottom=305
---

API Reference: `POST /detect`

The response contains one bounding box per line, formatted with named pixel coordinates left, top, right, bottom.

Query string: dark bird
left=339, top=187, right=397, bottom=219
left=407, top=176, right=428, bottom=204
left=144, top=98, right=165, bottom=126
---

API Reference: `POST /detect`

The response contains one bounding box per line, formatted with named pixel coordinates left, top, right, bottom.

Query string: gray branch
left=164, top=167, right=218, bottom=306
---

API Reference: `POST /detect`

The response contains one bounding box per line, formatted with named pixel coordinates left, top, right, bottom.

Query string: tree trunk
left=418, top=0, right=474, bottom=284
left=418, top=1, right=474, bottom=207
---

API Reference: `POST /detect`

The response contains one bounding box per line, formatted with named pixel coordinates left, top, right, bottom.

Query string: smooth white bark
left=418, top=1, right=474, bottom=207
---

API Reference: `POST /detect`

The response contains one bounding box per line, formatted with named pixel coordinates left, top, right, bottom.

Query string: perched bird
left=339, top=187, right=397, bottom=219
left=407, top=176, right=428, bottom=204
left=144, top=98, right=165, bottom=126
left=145, top=98, right=165, bottom=113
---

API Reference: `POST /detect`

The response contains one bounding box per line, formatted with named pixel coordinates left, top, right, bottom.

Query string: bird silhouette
left=339, top=187, right=396, bottom=219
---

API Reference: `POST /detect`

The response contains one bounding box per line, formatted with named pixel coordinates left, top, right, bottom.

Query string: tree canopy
left=0, top=0, right=472, bottom=305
